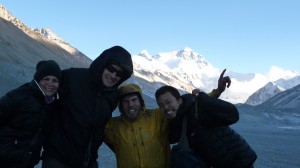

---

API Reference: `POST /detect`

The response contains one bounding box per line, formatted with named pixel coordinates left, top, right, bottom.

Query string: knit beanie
left=34, top=60, right=61, bottom=82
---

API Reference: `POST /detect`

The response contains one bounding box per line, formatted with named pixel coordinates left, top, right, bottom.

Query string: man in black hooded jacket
left=42, top=46, right=133, bottom=168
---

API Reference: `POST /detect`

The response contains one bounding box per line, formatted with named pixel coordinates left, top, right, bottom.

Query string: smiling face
left=157, top=92, right=182, bottom=119
left=102, top=64, right=124, bottom=88
left=38, top=75, right=59, bottom=96
left=121, top=94, right=142, bottom=121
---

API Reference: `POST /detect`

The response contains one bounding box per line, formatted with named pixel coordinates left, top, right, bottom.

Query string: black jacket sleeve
left=0, top=90, right=20, bottom=125
left=196, top=92, right=239, bottom=127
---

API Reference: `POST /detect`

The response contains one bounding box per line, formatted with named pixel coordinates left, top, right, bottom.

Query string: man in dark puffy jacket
left=42, top=46, right=133, bottom=168
left=0, top=60, right=61, bottom=168
left=155, top=73, right=257, bottom=168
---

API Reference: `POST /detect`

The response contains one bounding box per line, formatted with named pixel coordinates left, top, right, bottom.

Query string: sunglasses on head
left=106, top=64, right=124, bottom=78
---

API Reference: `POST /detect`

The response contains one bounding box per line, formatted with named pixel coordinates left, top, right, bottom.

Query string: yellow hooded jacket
left=104, top=107, right=169, bottom=168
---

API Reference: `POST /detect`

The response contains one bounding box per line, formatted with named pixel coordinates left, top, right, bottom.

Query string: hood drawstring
left=34, top=79, right=56, bottom=104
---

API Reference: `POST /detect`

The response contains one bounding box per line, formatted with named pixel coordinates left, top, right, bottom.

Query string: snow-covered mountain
left=275, top=75, right=300, bottom=89
left=131, top=47, right=217, bottom=95
left=244, top=75, right=300, bottom=105
left=127, top=48, right=299, bottom=104
left=245, top=82, right=285, bottom=105
left=256, top=84, right=300, bottom=114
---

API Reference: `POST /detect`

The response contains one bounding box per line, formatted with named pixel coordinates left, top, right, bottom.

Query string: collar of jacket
left=174, top=94, right=196, bottom=122
left=30, top=79, right=59, bottom=102
left=29, top=80, right=47, bottom=99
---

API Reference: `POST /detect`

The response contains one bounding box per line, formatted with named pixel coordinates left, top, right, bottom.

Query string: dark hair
left=155, top=85, right=181, bottom=100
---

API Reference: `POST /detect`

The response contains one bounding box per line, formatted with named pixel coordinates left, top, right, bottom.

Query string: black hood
left=89, top=46, right=133, bottom=87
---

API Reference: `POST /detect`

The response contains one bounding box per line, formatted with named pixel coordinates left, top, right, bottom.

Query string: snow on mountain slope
left=256, top=84, right=300, bottom=114
left=245, top=82, right=285, bottom=105
left=131, top=48, right=299, bottom=103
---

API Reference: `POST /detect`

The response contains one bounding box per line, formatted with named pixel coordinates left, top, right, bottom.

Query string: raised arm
left=192, top=69, right=231, bottom=98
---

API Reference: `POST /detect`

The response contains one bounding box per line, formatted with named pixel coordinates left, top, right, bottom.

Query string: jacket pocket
left=0, top=139, right=32, bottom=166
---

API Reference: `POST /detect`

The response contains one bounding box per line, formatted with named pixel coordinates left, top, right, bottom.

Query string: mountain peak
left=33, top=28, right=65, bottom=44
left=0, top=4, right=12, bottom=20
left=137, top=50, right=153, bottom=61
left=183, top=47, right=193, bottom=52
left=176, top=48, right=209, bottom=65
left=0, top=4, right=30, bottom=33
left=245, top=81, right=285, bottom=105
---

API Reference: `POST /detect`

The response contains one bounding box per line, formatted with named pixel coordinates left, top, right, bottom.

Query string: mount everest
left=1, top=3, right=300, bottom=106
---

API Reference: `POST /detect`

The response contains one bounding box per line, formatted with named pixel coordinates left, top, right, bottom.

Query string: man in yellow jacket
left=104, top=84, right=170, bottom=168
left=104, top=69, right=231, bottom=168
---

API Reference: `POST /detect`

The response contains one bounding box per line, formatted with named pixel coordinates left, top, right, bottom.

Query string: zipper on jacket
left=139, top=128, right=144, bottom=145
left=0, top=139, right=17, bottom=149
left=131, top=128, right=135, bottom=146
left=131, top=127, right=139, bottom=166
left=83, top=134, right=93, bottom=168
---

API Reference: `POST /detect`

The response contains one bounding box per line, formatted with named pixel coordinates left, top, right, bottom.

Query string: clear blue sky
left=1, top=0, right=300, bottom=74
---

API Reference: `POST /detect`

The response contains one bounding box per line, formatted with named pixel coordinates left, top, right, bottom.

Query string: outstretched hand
left=218, top=69, right=231, bottom=93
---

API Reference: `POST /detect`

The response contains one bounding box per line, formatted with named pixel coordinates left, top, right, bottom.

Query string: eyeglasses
left=106, top=64, right=124, bottom=78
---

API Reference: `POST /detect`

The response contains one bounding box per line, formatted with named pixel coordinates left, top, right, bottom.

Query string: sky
left=1, top=0, right=300, bottom=74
